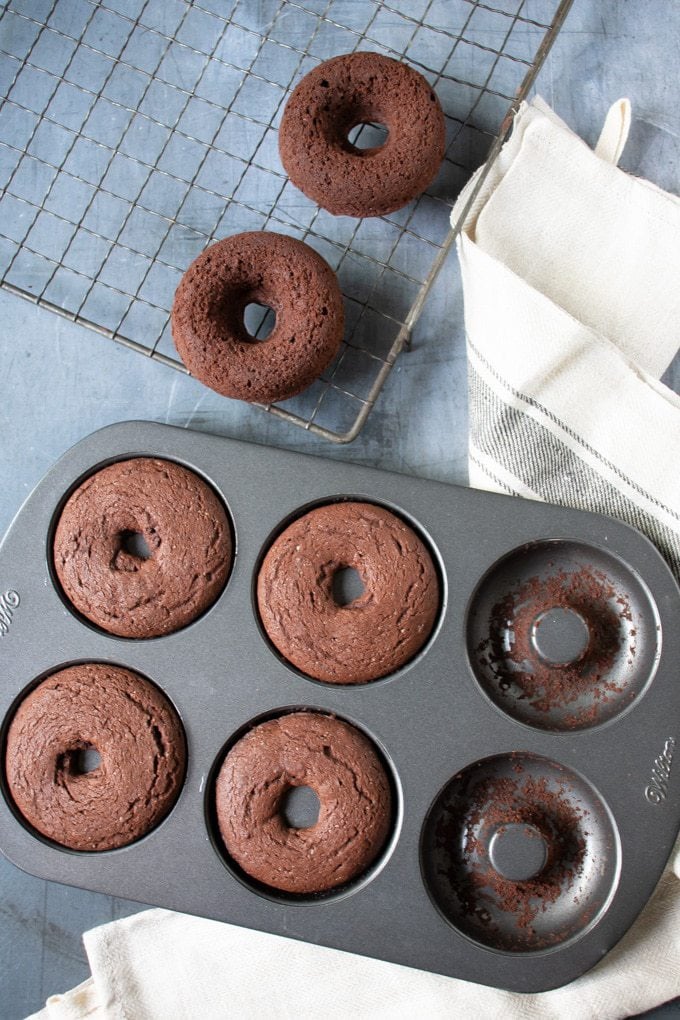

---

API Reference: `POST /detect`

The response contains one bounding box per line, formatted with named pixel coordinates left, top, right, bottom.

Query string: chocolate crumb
left=474, top=564, right=642, bottom=729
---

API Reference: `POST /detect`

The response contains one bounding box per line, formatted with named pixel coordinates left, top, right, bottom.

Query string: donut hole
left=331, top=566, right=365, bottom=607
left=281, top=785, right=320, bottom=829
left=346, top=121, right=389, bottom=151
left=119, top=529, right=152, bottom=561
left=243, top=302, right=276, bottom=342
left=60, top=743, right=101, bottom=776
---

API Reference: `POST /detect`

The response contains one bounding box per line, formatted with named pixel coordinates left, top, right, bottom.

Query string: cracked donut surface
left=215, top=712, right=392, bottom=894
left=4, top=663, right=186, bottom=851
left=279, top=51, right=446, bottom=218
left=171, top=231, right=344, bottom=403
left=257, top=501, right=440, bottom=683
left=53, top=457, right=232, bottom=638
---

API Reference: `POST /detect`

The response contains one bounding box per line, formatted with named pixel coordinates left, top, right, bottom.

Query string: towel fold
left=25, top=846, right=680, bottom=1020
left=457, top=96, right=680, bottom=581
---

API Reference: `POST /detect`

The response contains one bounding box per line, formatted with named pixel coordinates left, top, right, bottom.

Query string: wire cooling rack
left=0, top=0, right=572, bottom=443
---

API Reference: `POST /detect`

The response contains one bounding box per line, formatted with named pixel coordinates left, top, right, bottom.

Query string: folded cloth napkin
left=23, top=850, right=680, bottom=1020
left=458, top=96, right=680, bottom=576
left=29, top=98, right=680, bottom=1020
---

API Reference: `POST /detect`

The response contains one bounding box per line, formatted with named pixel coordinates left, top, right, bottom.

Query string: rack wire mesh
left=0, top=0, right=572, bottom=442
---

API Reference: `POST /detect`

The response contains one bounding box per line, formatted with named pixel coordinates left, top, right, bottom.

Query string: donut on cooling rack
left=4, top=663, right=186, bottom=851
left=53, top=457, right=232, bottom=638
left=215, top=711, right=392, bottom=894
left=257, top=501, right=440, bottom=683
left=279, top=52, right=446, bottom=218
left=171, top=231, right=345, bottom=403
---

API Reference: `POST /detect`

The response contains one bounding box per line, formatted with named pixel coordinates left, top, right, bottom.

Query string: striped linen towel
left=454, top=96, right=680, bottom=581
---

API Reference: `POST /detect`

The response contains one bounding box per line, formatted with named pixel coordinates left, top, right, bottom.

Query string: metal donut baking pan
left=0, top=420, right=679, bottom=992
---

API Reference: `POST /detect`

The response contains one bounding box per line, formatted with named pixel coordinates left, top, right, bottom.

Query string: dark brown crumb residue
left=432, top=766, right=590, bottom=951
left=476, top=565, right=633, bottom=720
left=454, top=773, right=587, bottom=934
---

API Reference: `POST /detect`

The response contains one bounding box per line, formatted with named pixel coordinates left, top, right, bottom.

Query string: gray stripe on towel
left=468, top=338, right=680, bottom=526
left=469, top=366, right=680, bottom=580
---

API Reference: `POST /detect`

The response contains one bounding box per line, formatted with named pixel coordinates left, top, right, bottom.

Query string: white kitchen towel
left=455, top=96, right=680, bottom=577
left=24, top=838, right=680, bottom=1020
left=28, top=98, right=680, bottom=1020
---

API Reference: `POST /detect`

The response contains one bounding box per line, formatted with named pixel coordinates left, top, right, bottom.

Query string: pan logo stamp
left=0, top=589, right=20, bottom=636
left=0, top=589, right=20, bottom=638
left=645, top=737, right=676, bottom=805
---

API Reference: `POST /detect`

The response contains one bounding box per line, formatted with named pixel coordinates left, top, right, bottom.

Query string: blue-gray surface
left=1, top=1, right=680, bottom=1017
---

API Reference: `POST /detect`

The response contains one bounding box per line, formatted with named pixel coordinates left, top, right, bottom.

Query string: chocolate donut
left=257, top=501, right=440, bottom=684
left=53, top=458, right=232, bottom=639
left=171, top=232, right=344, bottom=403
left=215, top=712, right=392, bottom=894
left=4, top=663, right=186, bottom=851
left=279, top=52, right=446, bottom=218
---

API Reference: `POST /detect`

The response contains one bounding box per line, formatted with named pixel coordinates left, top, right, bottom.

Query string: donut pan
left=1, top=420, right=679, bottom=992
